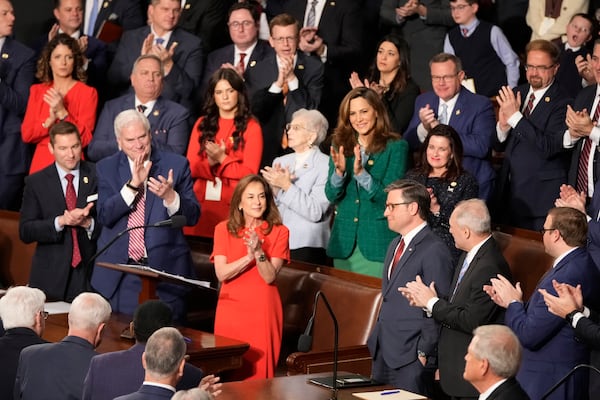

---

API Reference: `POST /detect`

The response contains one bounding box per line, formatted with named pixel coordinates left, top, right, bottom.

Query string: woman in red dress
left=211, top=174, right=289, bottom=380
left=21, top=33, right=97, bottom=174
left=185, top=67, right=263, bottom=238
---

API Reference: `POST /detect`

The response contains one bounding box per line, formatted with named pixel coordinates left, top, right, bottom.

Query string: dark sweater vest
left=449, top=21, right=507, bottom=97
left=556, top=43, right=588, bottom=99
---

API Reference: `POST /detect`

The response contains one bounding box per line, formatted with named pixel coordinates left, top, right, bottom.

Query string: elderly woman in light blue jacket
left=261, top=109, right=332, bottom=264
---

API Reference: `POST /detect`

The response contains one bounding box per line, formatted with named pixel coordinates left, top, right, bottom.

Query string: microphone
left=298, top=290, right=339, bottom=400
left=540, top=364, right=600, bottom=399
left=88, top=215, right=187, bottom=266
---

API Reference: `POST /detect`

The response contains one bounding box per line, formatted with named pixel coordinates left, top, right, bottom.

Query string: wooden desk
left=43, top=313, right=249, bottom=375
left=217, top=373, right=401, bottom=400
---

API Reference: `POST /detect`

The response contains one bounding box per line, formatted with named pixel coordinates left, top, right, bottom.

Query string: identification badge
left=205, top=177, right=222, bottom=201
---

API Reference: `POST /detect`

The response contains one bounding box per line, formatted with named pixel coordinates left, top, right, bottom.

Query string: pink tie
left=127, top=186, right=146, bottom=261
left=576, top=101, right=600, bottom=195
left=65, top=174, right=81, bottom=267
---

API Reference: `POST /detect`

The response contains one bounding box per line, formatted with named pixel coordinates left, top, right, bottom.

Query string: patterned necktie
left=438, top=103, right=448, bottom=125
left=523, top=93, right=535, bottom=117
left=127, top=186, right=146, bottom=261
left=576, top=99, right=600, bottom=195
left=155, top=37, right=165, bottom=46
left=238, top=52, right=246, bottom=73
left=65, top=174, right=81, bottom=267
left=461, top=28, right=469, bottom=37
left=306, top=0, right=318, bottom=27
left=87, top=0, right=99, bottom=37
left=451, top=256, right=469, bottom=301
left=388, top=238, right=405, bottom=278
left=137, top=104, right=147, bottom=114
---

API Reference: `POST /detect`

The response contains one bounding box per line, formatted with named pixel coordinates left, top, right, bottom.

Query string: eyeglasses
left=431, top=73, right=459, bottom=82
left=450, top=4, right=470, bottom=11
left=524, top=64, right=555, bottom=72
left=41, top=311, right=49, bottom=320
left=385, top=202, right=412, bottom=211
left=228, top=20, right=254, bottom=30
left=272, top=36, right=297, bottom=44
left=539, top=227, right=556, bottom=235
left=285, top=123, right=314, bottom=132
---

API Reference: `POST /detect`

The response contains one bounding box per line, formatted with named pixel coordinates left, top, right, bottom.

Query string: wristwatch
left=565, top=309, right=581, bottom=325
left=126, top=180, right=141, bottom=192
left=257, top=253, right=267, bottom=262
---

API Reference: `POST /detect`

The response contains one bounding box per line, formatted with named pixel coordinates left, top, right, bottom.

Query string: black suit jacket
left=574, top=309, right=600, bottom=350
left=19, top=161, right=98, bottom=301
left=0, top=328, right=46, bottom=399
left=432, top=237, right=512, bottom=397
left=247, top=51, right=324, bottom=167
left=107, top=26, right=203, bottom=109
left=487, top=377, right=531, bottom=400
left=177, top=0, right=234, bottom=53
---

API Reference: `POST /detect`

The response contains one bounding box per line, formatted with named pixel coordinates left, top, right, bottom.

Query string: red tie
left=65, top=174, right=81, bottom=268
left=461, top=28, right=468, bottom=37
left=238, top=52, right=246, bottom=73
left=127, top=186, right=146, bottom=261
left=523, top=93, right=535, bottom=117
left=388, top=238, right=405, bottom=278
left=576, top=101, right=600, bottom=195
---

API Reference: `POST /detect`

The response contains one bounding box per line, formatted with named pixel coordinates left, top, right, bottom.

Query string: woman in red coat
left=185, top=67, right=262, bottom=238
left=21, top=34, right=97, bottom=174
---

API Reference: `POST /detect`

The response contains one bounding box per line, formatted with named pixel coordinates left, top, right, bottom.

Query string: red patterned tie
left=65, top=174, right=81, bottom=267
left=461, top=28, right=468, bottom=37
left=523, top=93, right=535, bottom=117
left=238, top=52, right=246, bottom=73
left=388, top=238, right=405, bottom=278
left=576, top=101, right=600, bottom=195
left=127, top=186, right=146, bottom=261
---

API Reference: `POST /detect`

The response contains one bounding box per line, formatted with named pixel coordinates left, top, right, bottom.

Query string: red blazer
left=185, top=116, right=263, bottom=237
left=21, top=81, right=97, bottom=174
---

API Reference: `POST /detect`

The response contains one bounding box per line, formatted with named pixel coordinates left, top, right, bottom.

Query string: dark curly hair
left=332, top=87, right=400, bottom=156
left=199, top=67, right=251, bottom=152
left=36, top=33, right=87, bottom=83
left=366, top=34, right=412, bottom=102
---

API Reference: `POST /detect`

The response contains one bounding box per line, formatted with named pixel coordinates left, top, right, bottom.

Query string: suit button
left=353, top=217, right=358, bottom=222
left=355, top=199, right=360, bottom=204
left=383, top=297, right=387, bottom=302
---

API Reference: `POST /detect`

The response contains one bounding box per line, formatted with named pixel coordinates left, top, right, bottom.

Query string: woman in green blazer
left=326, top=87, right=409, bottom=277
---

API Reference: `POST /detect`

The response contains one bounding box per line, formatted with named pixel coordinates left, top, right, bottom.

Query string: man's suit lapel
left=77, top=162, right=96, bottom=208
left=447, top=88, right=466, bottom=126
left=384, top=228, right=427, bottom=296
left=45, top=166, right=68, bottom=211
left=147, top=96, right=164, bottom=127
left=452, top=239, right=492, bottom=301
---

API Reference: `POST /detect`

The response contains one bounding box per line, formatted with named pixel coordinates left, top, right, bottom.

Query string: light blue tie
left=439, top=103, right=448, bottom=125
left=451, top=257, right=469, bottom=300
left=87, top=0, right=99, bottom=37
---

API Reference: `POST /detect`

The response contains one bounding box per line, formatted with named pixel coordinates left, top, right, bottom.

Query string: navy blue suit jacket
left=367, top=227, right=453, bottom=369
left=86, top=0, right=145, bottom=38
left=91, top=150, right=200, bottom=306
left=108, top=26, right=203, bottom=109
left=405, top=87, right=496, bottom=200
left=19, top=161, right=98, bottom=301
left=0, top=37, right=36, bottom=208
left=496, top=82, right=572, bottom=226
left=88, top=94, right=190, bottom=162
left=15, top=335, right=98, bottom=400
left=505, top=247, right=600, bottom=400
left=82, top=343, right=202, bottom=400
left=114, top=384, right=174, bottom=400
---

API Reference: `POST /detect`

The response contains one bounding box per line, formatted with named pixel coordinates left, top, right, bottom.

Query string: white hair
left=0, top=286, right=45, bottom=329
left=68, top=293, right=111, bottom=331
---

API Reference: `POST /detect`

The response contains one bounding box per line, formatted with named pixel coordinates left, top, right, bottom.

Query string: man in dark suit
left=405, top=53, right=496, bottom=201
left=91, top=110, right=200, bottom=320
left=177, top=0, right=234, bottom=54
left=201, top=2, right=272, bottom=97
left=247, top=13, right=323, bottom=168
left=366, top=179, right=453, bottom=397
left=35, top=0, right=107, bottom=94
left=14, top=293, right=112, bottom=400
left=115, top=327, right=205, bottom=400
left=83, top=0, right=144, bottom=40
left=82, top=300, right=220, bottom=400
left=88, top=54, right=190, bottom=162
left=269, top=0, right=362, bottom=127
left=463, top=325, right=530, bottom=400
left=0, top=287, right=47, bottom=399
left=400, top=199, right=512, bottom=399
left=495, top=39, right=572, bottom=230
left=485, top=206, right=600, bottom=400
left=0, top=0, right=36, bottom=211
left=19, top=122, right=98, bottom=302
left=107, top=0, right=203, bottom=109
left=565, top=39, right=600, bottom=205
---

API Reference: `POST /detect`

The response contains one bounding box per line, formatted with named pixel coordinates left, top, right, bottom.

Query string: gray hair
left=172, top=388, right=214, bottom=400
left=144, top=327, right=187, bottom=377
left=68, top=293, right=111, bottom=331
left=113, top=109, right=150, bottom=139
left=452, top=199, right=491, bottom=235
left=131, top=54, right=164, bottom=77
left=471, top=325, right=521, bottom=378
left=0, top=286, right=45, bottom=330
left=291, top=108, right=328, bottom=145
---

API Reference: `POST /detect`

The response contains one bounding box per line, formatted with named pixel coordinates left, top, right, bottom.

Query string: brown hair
left=525, top=39, right=560, bottom=65
left=547, top=207, right=588, bottom=247
left=36, top=33, right=86, bottom=83
left=332, top=87, right=399, bottom=157
left=49, top=121, right=81, bottom=145
left=227, top=175, right=282, bottom=236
